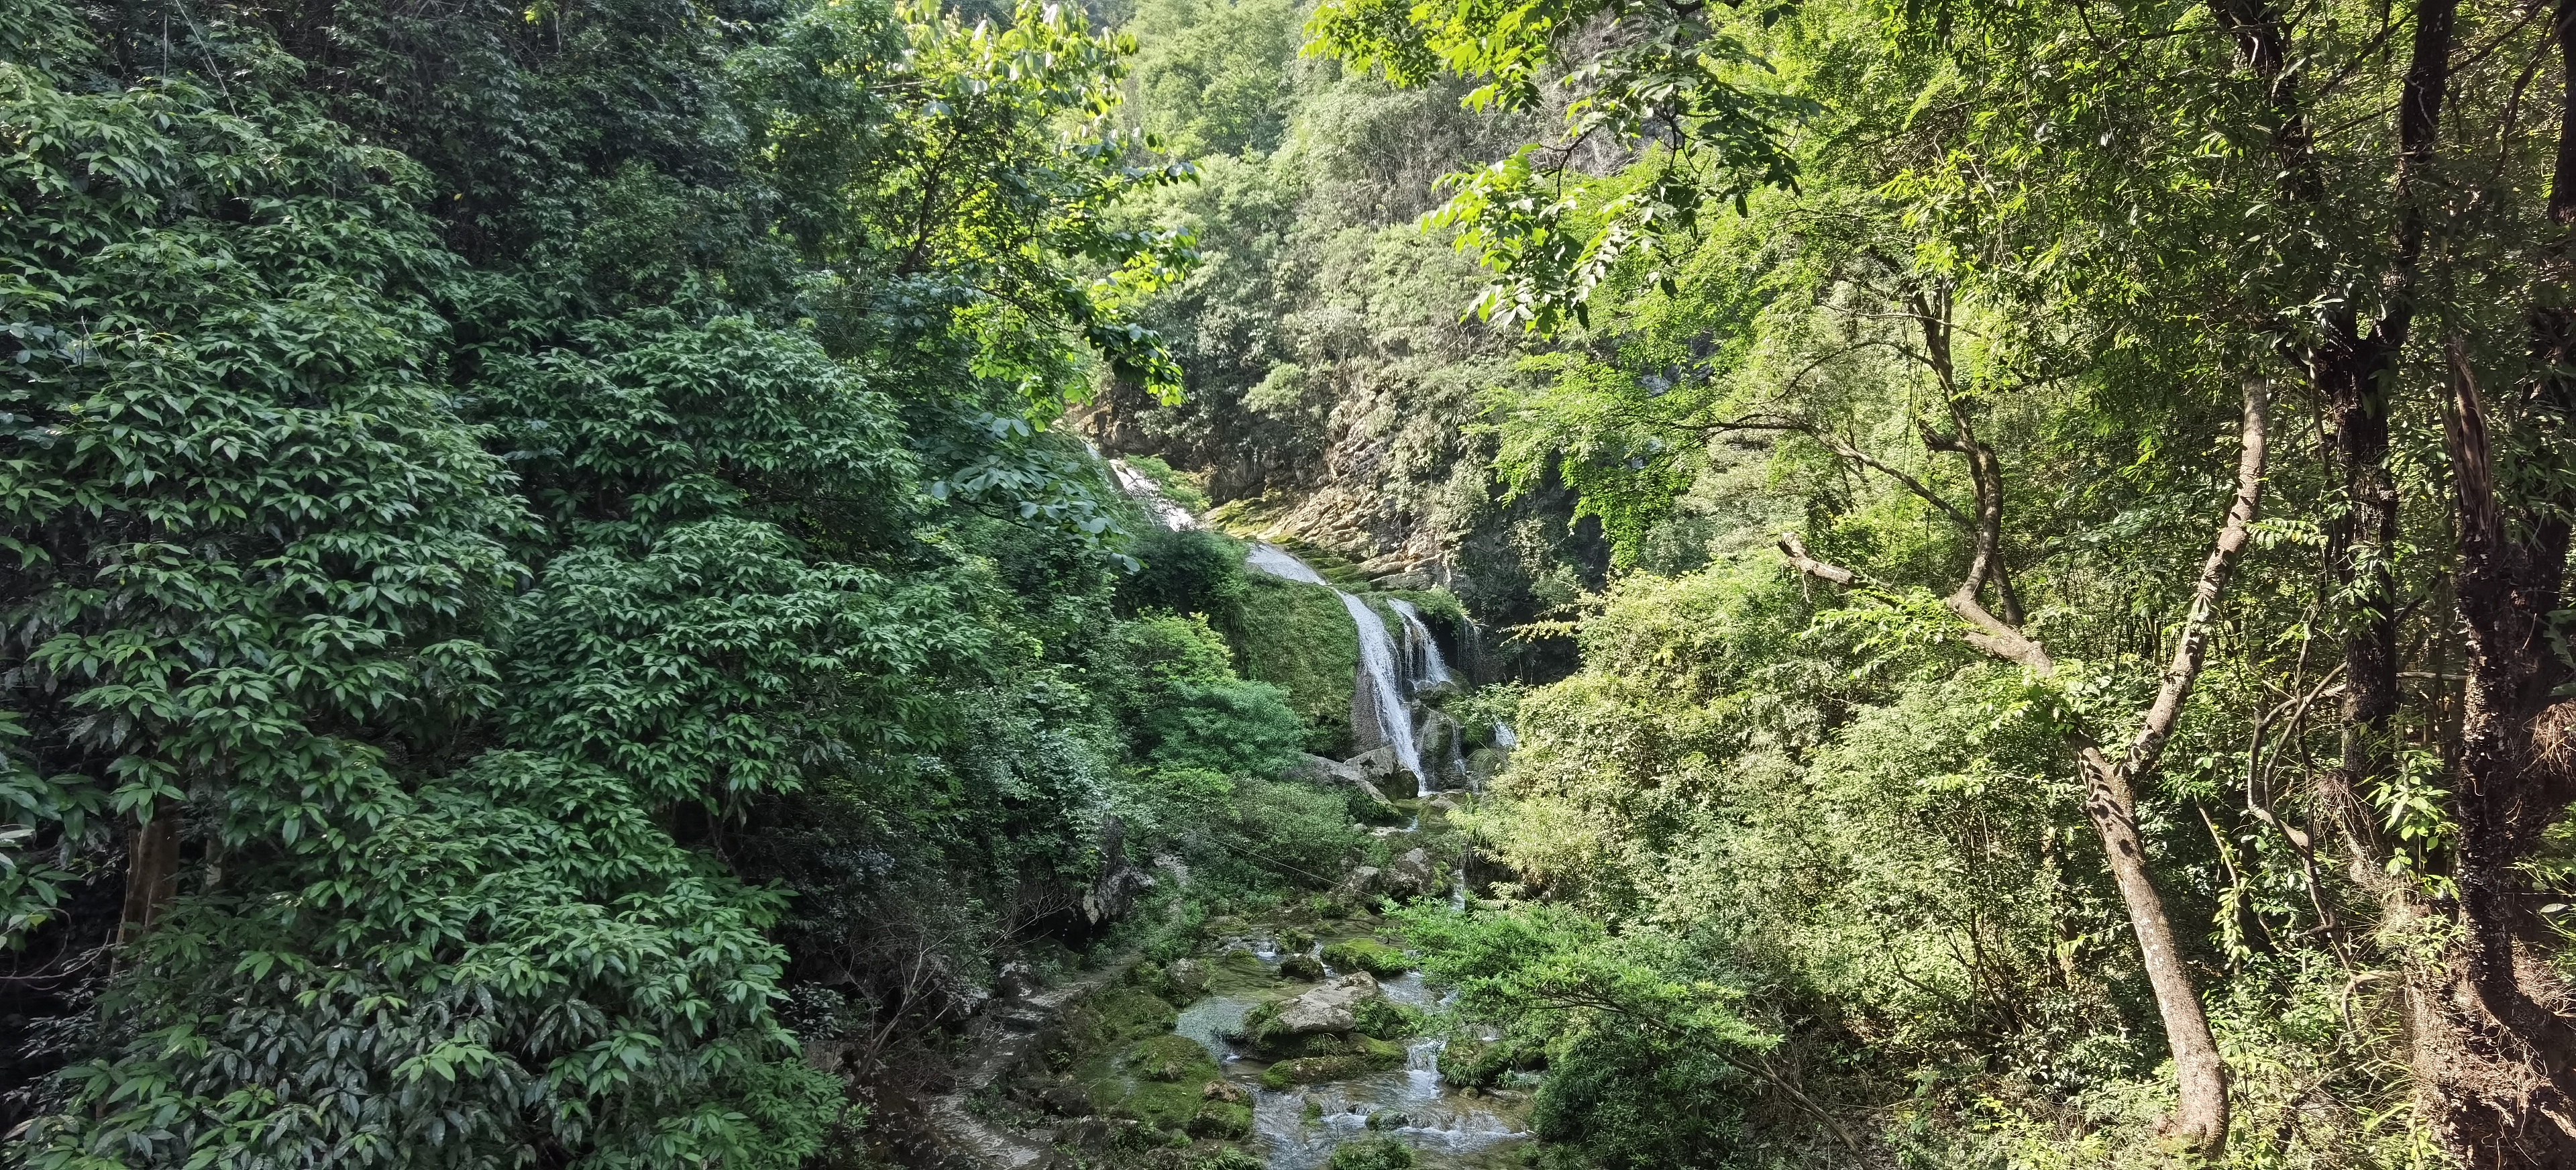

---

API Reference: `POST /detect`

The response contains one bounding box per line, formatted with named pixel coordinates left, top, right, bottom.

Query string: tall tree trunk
left=2402, top=11, right=2576, bottom=1157
left=2414, top=339, right=2576, bottom=1163
left=1780, top=377, right=2268, bottom=1157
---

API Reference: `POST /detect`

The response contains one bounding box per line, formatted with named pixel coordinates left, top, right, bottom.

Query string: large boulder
left=1347, top=745, right=1418, bottom=799
left=1288, top=753, right=1365, bottom=787
left=1385, top=848, right=1439, bottom=898
left=1418, top=710, right=1466, bottom=790
left=1273, top=972, right=1381, bottom=1034
left=1291, top=752, right=1400, bottom=814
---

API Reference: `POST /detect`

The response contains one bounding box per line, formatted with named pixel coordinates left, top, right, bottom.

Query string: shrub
left=1324, top=1136, right=1418, bottom=1170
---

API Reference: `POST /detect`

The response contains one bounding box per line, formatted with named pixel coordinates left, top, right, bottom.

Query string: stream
left=1095, top=466, right=1529, bottom=1169
left=1175, top=943, right=1531, bottom=1169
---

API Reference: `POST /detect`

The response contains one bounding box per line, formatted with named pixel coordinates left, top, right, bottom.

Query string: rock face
left=1273, top=972, right=1381, bottom=1035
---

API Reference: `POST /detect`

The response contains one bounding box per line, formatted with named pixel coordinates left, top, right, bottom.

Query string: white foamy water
left=1345, top=593, right=1424, bottom=782
left=1245, top=541, right=1330, bottom=586
left=1110, top=459, right=1198, bottom=531
left=1244, top=543, right=1424, bottom=786
left=1386, top=598, right=1451, bottom=690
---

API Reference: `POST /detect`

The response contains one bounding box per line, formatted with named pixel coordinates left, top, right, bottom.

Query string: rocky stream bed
left=924, top=907, right=1536, bottom=1170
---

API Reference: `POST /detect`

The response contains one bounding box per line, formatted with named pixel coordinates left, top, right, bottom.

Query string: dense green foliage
left=1093, top=0, right=2576, bottom=1162
left=15, top=0, right=2576, bottom=1161
left=0, top=0, right=1362, bottom=1163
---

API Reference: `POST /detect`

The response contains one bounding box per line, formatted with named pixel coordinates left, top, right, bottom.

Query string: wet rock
left=1273, top=971, right=1380, bottom=1034
left=1288, top=753, right=1367, bottom=788
left=1278, top=953, right=1325, bottom=980
left=1293, top=752, right=1400, bottom=815
left=1055, top=1118, right=1112, bottom=1150
left=1417, top=710, right=1464, bottom=787
left=1365, top=1109, right=1411, bottom=1130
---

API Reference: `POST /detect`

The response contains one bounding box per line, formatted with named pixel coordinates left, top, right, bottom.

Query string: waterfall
left=1244, top=543, right=1424, bottom=784
left=1108, top=458, right=1197, bottom=531
left=1345, top=595, right=1424, bottom=782
left=1385, top=599, right=1451, bottom=691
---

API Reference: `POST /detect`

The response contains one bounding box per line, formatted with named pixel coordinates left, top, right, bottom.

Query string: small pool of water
left=1176, top=994, right=1259, bottom=1063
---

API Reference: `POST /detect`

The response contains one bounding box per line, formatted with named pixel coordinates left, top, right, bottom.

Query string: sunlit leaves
left=1309, top=0, right=1813, bottom=331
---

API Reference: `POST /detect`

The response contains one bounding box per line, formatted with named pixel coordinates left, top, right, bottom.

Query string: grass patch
left=1321, top=938, right=1409, bottom=977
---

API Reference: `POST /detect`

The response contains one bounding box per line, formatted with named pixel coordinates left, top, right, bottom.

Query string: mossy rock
left=1065, top=986, right=1182, bottom=1051
left=1124, top=1034, right=1219, bottom=1083
left=1234, top=999, right=1286, bottom=1049
left=1437, top=1032, right=1546, bottom=1087
left=1351, top=997, right=1423, bottom=1041
left=1205, top=949, right=1277, bottom=994
left=1077, top=1032, right=1224, bottom=1132
left=1258, top=1036, right=1405, bottom=1088
left=1278, top=928, right=1315, bottom=952
left=1127, top=961, right=1205, bottom=1008
left=1321, top=938, right=1409, bottom=977
left=1232, top=574, right=1358, bottom=756
left=1187, top=1100, right=1254, bottom=1140
left=1233, top=998, right=1387, bottom=1055
left=1278, top=953, right=1325, bottom=980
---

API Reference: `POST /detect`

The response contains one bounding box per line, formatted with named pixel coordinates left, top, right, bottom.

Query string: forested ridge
left=7, top=0, right=2576, bottom=1164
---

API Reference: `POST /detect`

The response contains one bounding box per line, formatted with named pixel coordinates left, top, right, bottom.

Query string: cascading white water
left=1385, top=598, right=1450, bottom=690
left=1345, top=596, right=1424, bottom=782
left=1245, top=543, right=1424, bottom=785
left=1108, top=458, right=1198, bottom=531
left=1243, top=541, right=1327, bottom=586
